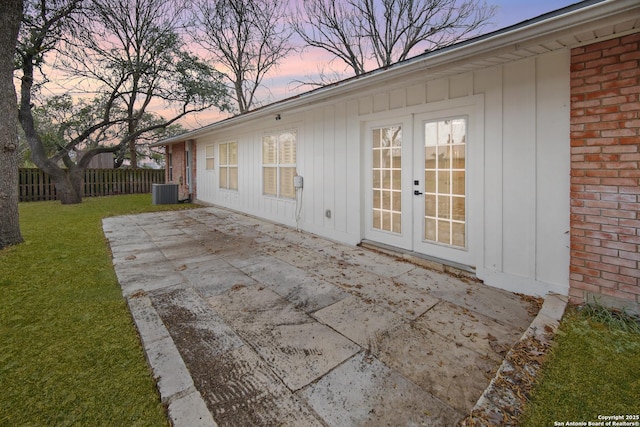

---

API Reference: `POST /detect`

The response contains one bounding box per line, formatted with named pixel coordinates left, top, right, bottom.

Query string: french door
left=364, top=103, right=480, bottom=269
left=412, top=111, right=476, bottom=267
left=364, top=118, right=413, bottom=250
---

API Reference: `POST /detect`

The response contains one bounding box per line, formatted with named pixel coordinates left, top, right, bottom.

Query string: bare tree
left=17, top=0, right=124, bottom=204
left=68, top=0, right=231, bottom=168
left=192, top=0, right=294, bottom=113
left=293, top=0, right=496, bottom=77
left=0, top=0, right=24, bottom=249
left=16, top=0, right=231, bottom=203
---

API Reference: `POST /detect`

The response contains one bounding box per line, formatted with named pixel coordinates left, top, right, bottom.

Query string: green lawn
left=520, top=306, right=640, bottom=426
left=0, top=195, right=198, bottom=426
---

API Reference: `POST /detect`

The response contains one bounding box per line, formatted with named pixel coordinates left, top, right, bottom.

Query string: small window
left=262, top=131, right=296, bottom=198
left=168, top=153, right=173, bottom=181
left=219, top=142, right=238, bottom=190
left=205, top=145, right=215, bottom=170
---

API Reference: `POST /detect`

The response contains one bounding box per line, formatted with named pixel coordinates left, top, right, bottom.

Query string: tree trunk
left=129, top=137, right=138, bottom=169
left=21, top=110, right=84, bottom=204
left=0, top=0, right=24, bottom=250
left=50, top=168, right=83, bottom=205
left=17, top=14, right=84, bottom=205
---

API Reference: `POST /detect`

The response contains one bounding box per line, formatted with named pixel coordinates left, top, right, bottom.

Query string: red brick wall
left=164, top=141, right=196, bottom=201
left=164, top=145, right=174, bottom=183
left=570, top=32, right=640, bottom=310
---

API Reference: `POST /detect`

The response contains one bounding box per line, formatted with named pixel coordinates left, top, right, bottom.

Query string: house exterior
left=154, top=0, right=640, bottom=313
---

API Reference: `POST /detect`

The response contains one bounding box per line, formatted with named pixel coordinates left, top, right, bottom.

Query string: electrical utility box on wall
left=152, top=183, right=179, bottom=204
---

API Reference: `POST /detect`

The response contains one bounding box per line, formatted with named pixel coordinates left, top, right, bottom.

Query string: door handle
left=414, top=190, right=423, bottom=196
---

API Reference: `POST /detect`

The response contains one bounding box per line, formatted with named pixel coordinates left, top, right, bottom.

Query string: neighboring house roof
left=152, top=0, right=640, bottom=147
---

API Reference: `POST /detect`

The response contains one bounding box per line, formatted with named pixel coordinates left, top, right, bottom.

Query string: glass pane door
left=372, top=126, right=402, bottom=234
left=423, top=118, right=466, bottom=248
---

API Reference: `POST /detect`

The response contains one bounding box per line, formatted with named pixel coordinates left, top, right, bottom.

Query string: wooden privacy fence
left=18, top=168, right=165, bottom=202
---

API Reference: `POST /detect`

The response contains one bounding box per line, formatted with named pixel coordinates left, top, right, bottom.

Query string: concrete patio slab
left=244, top=320, right=361, bottom=391
left=209, top=286, right=360, bottom=391
left=103, top=206, right=543, bottom=427
left=265, top=244, right=327, bottom=269
left=394, top=268, right=536, bottom=331
left=154, top=238, right=214, bottom=261
left=116, top=262, right=184, bottom=297
left=207, top=284, right=311, bottom=326
left=313, top=295, right=408, bottom=349
left=309, top=261, right=441, bottom=320
left=151, top=287, right=245, bottom=358
left=179, top=259, right=259, bottom=298
left=317, top=244, right=417, bottom=279
left=240, top=257, right=349, bottom=313
left=414, top=300, right=523, bottom=362
left=299, top=351, right=463, bottom=426
left=373, top=322, right=499, bottom=414
left=175, top=342, right=324, bottom=426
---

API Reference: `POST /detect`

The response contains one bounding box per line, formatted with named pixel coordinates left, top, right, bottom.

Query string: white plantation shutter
left=263, top=167, right=277, bottom=196
left=262, top=131, right=296, bottom=198
left=205, top=145, right=215, bottom=170
left=219, top=142, right=238, bottom=190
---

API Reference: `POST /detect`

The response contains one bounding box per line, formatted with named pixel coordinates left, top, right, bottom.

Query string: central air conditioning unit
left=152, top=183, right=179, bottom=204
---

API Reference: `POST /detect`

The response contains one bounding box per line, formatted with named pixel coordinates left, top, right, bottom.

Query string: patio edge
left=126, top=294, right=218, bottom=427
left=460, top=292, right=569, bottom=426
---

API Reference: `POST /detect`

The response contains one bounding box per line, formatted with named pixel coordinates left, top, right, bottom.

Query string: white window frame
left=205, top=144, right=215, bottom=171
left=262, top=130, right=297, bottom=199
left=219, top=141, right=238, bottom=190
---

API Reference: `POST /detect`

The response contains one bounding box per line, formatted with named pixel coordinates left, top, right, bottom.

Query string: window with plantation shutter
left=219, top=142, right=238, bottom=190
left=205, top=145, right=215, bottom=170
left=262, top=131, right=296, bottom=198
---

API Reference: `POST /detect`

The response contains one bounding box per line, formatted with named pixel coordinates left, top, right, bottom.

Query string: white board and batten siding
left=195, top=49, right=570, bottom=298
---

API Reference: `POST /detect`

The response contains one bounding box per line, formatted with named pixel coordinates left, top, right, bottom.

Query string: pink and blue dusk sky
left=179, top=0, right=581, bottom=128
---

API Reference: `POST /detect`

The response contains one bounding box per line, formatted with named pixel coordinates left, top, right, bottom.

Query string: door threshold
left=359, top=240, right=477, bottom=279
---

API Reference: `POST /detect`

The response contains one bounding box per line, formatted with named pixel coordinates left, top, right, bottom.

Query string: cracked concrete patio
left=103, top=206, right=541, bottom=426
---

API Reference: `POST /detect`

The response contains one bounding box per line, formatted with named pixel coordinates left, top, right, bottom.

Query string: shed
left=153, top=0, right=640, bottom=313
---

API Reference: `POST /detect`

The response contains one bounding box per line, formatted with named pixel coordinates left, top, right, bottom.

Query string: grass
left=520, top=305, right=640, bottom=426
left=5, top=194, right=639, bottom=426
left=0, top=195, right=199, bottom=426
left=580, top=303, right=640, bottom=334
